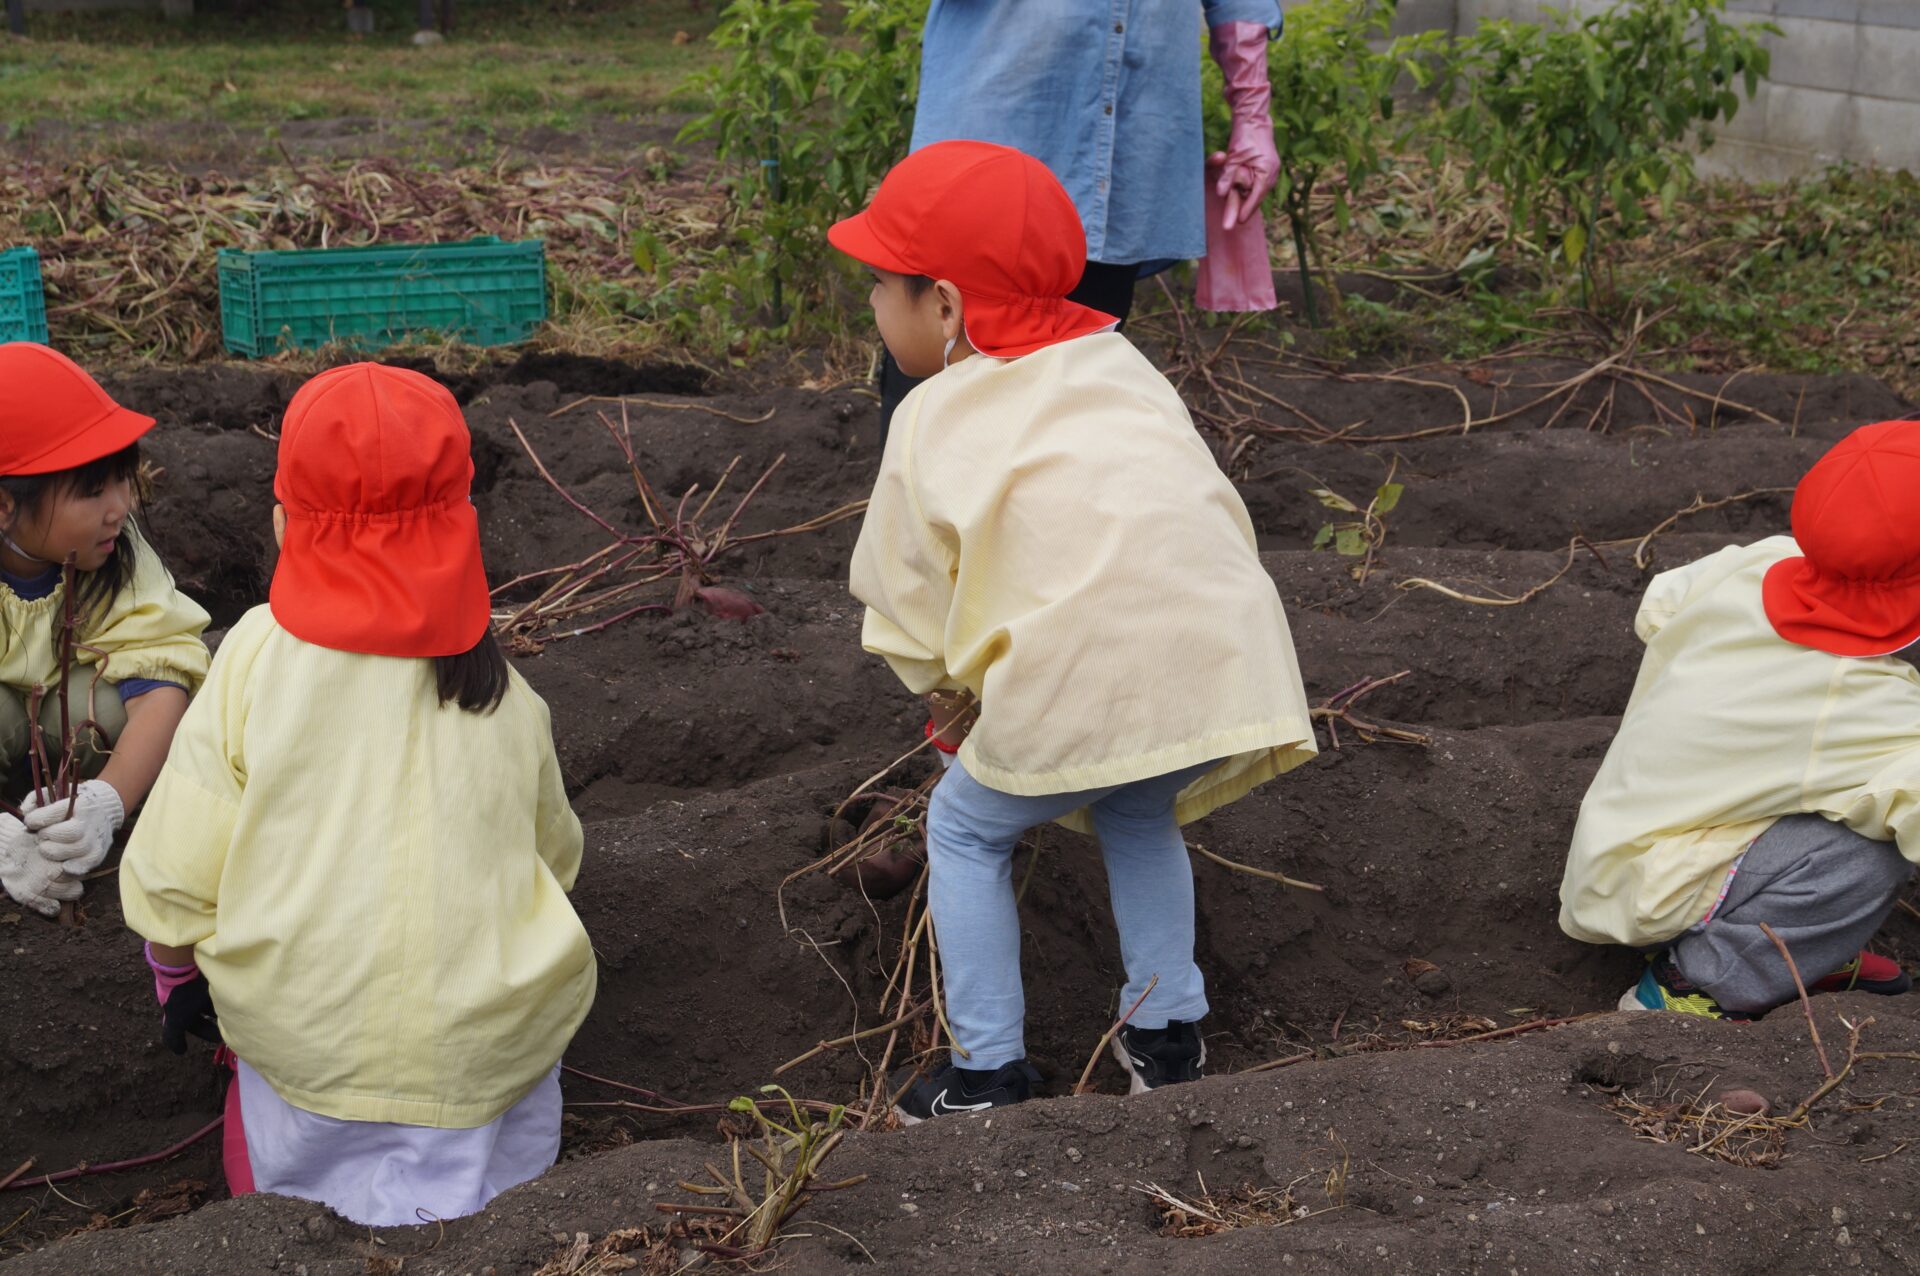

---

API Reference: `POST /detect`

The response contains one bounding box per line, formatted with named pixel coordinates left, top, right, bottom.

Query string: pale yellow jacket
left=1561, top=537, right=1920, bottom=947
left=121, top=606, right=594, bottom=1128
left=0, top=524, right=210, bottom=694
left=849, top=332, right=1316, bottom=831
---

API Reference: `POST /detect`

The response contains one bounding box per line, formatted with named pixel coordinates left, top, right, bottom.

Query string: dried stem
left=1759, top=922, right=1833, bottom=1080
left=1074, top=974, right=1159, bottom=1096
left=1310, top=672, right=1432, bottom=749
left=4, top=1117, right=223, bottom=1191
left=1191, top=843, right=1324, bottom=893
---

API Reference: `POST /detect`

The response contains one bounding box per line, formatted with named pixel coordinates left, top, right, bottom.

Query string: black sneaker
left=890, top=1059, right=1039, bottom=1126
left=1111, top=1020, right=1206, bottom=1094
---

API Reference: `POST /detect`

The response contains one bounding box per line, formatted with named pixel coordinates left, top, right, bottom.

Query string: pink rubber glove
left=1207, top=21, right=1279, bottom=232
left=144, top=941, right=199, bottom=1006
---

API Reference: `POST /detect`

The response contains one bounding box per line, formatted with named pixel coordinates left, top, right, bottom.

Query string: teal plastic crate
left=218, top=236, right=547, bottom=357
left=0, top=247, right=49, bottom=345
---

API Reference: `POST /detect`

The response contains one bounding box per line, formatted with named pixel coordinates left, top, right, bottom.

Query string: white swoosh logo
left=929, top=1088, right=994, bottom=1117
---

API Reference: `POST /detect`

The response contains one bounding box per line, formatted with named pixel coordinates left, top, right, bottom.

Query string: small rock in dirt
left=1717, top=1088, right=1770, bottom=1116
left=1235, top=1135, right=1256, bottom=1149
left=1837, top=1226, right=1852, bottom=1246
left=1415, top=969, right=1453, bottom=998
left=1066, top=1147, right=1083, bottom=1163
left=900, top=1202, right=918, bottom=1214
left=1832, top=1206, right=1849, bottom=1225
left=300, top=1214, right=338, bottom=1243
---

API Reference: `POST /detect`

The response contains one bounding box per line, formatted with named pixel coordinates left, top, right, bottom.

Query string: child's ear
left=934, top=279, right=965, bottom=335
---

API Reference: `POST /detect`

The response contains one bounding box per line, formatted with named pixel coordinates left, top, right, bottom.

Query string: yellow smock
left=1562, top=537, right=1920, bottom=948
left=849, top=332, right=1316, bottom=831
left=120, top=605, right=594, bottom=1128
left=0, top=524, right=209, bottom=693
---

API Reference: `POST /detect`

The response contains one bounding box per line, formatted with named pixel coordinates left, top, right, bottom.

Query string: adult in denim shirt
left=877, top=0, right=1283, bottom=435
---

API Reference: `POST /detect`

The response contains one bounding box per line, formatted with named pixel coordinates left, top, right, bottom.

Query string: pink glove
left=1207, top=21, right=1279, bottom=232
left=144, top=941, right=199, bottom=1006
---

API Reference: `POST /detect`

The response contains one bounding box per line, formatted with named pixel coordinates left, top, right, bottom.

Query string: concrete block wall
left=1423, top=0, right=1917, bottom=179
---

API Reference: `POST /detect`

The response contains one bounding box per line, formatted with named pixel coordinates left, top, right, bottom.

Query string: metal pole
left=5, top=0, right=25, bottom=39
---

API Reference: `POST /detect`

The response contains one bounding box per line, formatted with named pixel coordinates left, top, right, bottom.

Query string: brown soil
left=3, top=352, right=1919, bottom=1274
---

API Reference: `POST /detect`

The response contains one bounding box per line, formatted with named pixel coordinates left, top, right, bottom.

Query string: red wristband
left=924, top=718, right=961, bottom=755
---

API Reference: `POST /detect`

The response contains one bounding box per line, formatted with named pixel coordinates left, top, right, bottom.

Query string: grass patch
left=0, top=0, right=720, bottom=131
left=1275, top=160, right=1920, bottom=400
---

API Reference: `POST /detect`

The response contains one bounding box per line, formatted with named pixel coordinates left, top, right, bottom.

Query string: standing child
left=0, top=343, right=209, bottom=918
left=833, top=142, right=1317, bottom=1121
left=120, top=363, right=595, bottom=1226
left=1561, top=421, right=1920, bottom=1019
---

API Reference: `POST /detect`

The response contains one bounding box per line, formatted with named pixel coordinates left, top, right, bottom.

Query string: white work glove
left=23, top=779, right=126, bottom=879
left=0, top=813, right=82, bottom=917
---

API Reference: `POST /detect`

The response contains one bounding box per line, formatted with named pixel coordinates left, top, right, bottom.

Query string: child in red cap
left=0, top=343, right=210, bottom=919
left=119, top=363, right=594, bottom=1225
left=1563, top=420, right=1920, bottom=1018
left=832, top=142, right=1317, bottom=1121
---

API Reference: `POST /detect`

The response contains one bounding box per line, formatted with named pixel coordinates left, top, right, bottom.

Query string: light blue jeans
left=926, top=757, right=1216, bottom=1070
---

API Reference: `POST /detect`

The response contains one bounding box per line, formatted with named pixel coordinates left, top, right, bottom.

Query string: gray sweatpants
left=1671, top=814, right=1914, bottom=1015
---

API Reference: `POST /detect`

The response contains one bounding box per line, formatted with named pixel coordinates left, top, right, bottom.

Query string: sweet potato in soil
left=2, top=353, right=1918, bottom=1273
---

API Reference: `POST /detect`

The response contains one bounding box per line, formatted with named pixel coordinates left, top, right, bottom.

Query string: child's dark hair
left=0, top=442, right=143, bottom=618
left=904, top=274, right=936, bottom=298
left=435, top=627, right=510, bottom=714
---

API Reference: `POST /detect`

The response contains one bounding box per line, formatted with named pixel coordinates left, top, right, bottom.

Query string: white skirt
left=234, top=1059, right=562, bottom=1227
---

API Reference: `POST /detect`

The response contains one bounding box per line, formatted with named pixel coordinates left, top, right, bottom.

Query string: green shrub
left=678, top=0, right=926, bottom=344
left=1438, top=0, right=1774, bottom=302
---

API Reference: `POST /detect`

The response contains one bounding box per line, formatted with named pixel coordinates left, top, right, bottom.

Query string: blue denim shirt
left=910, top=0, right=1282, bottom=267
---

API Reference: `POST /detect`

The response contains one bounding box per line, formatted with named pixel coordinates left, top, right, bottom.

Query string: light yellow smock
left=849, top=332, right=1316, bottom=831
left=0, top=524, right=209, bottom=694
left=121, top=605, right=594, bottom=1128
left=1561, top=537, right=1920, bottom=948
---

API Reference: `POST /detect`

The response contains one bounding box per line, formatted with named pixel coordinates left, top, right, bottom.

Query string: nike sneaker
left=890, top=1058, right=1040, bottom=1126
left=1111, top=1020, right=1206, bottom=1094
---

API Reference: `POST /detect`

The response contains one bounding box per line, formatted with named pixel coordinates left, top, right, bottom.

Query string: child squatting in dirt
left=0, top=342, right=210, bottom=920
left=833, top=142, right=1319, bottom=1122
left=1561, top=420, right=1920, bottom=1019
left=118, top=363, right=596, bottom=1227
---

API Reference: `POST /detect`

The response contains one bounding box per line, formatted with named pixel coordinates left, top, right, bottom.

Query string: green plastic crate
left=218, top=236, right=547, bottom=357
left=0, top=247, right=49, bottom=345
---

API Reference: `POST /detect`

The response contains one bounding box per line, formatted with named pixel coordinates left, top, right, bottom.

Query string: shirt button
left=1114, top=21, right=1124, bottom=32
left=1104, top=103, right=1114, bottom=115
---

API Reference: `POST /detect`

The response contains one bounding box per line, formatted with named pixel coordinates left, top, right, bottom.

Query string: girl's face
left=0, top=474, right=134, bottom=575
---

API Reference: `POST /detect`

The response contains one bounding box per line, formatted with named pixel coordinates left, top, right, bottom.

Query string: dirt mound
left=5, top=354, right=1918, bottom=1269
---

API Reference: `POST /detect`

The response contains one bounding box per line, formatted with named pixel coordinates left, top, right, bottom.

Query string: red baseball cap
left=0, top=342, right=155, bottom=475
left=828, top=141, right=1118, bottom=359
left=271, top=363, right=491, bottom=659
left=1763, top=420, right=1920, bottom=657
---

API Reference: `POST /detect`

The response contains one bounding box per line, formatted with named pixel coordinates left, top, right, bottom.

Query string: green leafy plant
left=658, top=1086, right=867, bottom=1259
left=678, top=0, right=926, bottom=344
left=1309, top=461, right=1402, bottom=583
left=1206, top=0, right=1441, bottom=327
left=1438, top=0, right=1774, bottom=303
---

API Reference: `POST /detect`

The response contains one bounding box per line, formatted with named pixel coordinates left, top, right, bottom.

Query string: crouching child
left=1562, top=420, right=1920, bottom=1018
left=120, top=364, right=595, bottom=1225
